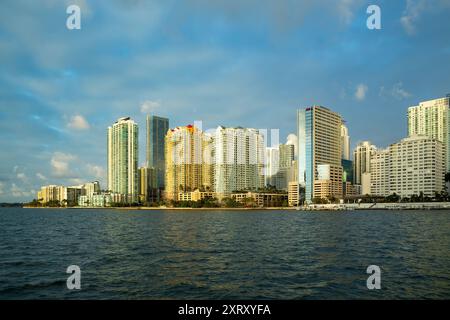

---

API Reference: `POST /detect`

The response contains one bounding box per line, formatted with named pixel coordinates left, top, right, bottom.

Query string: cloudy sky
left=1, top=0, right=450, bottom=202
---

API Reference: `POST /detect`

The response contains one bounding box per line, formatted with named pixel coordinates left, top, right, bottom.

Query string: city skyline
left=2, top=0, right=450, bottom=202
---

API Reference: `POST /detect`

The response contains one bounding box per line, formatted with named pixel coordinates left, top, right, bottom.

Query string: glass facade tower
left=146, top=115, right=169, bottom=190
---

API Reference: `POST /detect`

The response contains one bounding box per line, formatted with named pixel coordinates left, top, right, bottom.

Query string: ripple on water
left=0, top=208, right=449, bottom=299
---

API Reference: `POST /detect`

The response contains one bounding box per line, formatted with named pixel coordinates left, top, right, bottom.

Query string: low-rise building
left=78, top=193, right=112, bottom=207
left=313, top=164, right=343, bottom=200
left=288, top=182, right=300, bottom=207
left=231, top=192, right=288, bottom=207
left=177, top=190, right=216, bottom=202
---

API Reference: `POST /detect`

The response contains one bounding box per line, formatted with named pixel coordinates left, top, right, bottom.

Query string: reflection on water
left=0, top=208, right=449, bottom=299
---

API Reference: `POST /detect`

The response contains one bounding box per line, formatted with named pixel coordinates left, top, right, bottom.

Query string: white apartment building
left=83, top=181, right=100, bottom=198
left=389, top=135, right=445, bottom=198
left=370, top=149, right=390, bottom=197
left=37, top=185, right=84, bottom=206
left=353, top=141, right=377, bottom=186
left=341, top=123, right=350, bottom=161
left=214, top=126, right=265, bottom=195
left=408, top=96, right=450, bottom=172
left=107, top=117, right=139, bottom=202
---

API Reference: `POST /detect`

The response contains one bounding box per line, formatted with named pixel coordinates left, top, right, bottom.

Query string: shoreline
left=20, top=203, right=450, bottom=211
left=22, top=206, right=296, bottom=211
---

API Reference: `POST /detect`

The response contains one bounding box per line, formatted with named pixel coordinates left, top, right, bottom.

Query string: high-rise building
left=353, top=141, right=376, bottom=187
left=297, top=106, right=343, bottom=203
left=146, top=115, right=169, bottom=191
left=368, top=136, right=445, bottom=198
left=37, top=185, right=84, bottom=206
left=37, top=185, right=60, bottom=204
left=341, top=159, right=353, bottom=183
left=165, top=125, right=213, bottom=200
left=138, top=167, right=157, bottom=204
left=389, top=135, right=445, bottom=198
left=107, top=117, right=139, bottom=202
left=370, top=149, right=390, bottom=197
left=340, top=123, right=350, bottom=160
left=287, top=160, right=298, bottom=183
left=279, top=144, right=295, bottom=168
left=83, top=181, right=100, bottom=198
left=213, top=126, right=265, bottom=195
left=276, top=143, right=295, bottom=190
left=408, top=96, right=450, bottom=172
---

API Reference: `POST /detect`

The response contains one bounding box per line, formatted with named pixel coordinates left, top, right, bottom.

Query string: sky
left=1, top=0, right=450, bottom=202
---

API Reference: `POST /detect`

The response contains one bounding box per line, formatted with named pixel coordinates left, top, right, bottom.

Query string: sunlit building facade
left=107, top=117, right=139, bottom=202
left=389, top=135, right=445, bottom=198
left=370, top=149, right=390, bottom=197
left=408, top=96, right=450, bottom=172
left=353, top=141, right=376, bottom=194
left=340, top=123, right=350, bottom=161
left=297, top=106, right=343, bottom=203
left=213, top=126, right=265, bottom=195
left=165, top=125, right=214, bottom=200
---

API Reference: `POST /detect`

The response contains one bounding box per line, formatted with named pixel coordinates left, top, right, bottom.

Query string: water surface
left=0, top=208, right=449, bottom=299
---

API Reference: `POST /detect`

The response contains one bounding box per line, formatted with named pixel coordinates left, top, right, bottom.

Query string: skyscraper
left=353, top=141, right=376, bottom=193
left=83, top=181, right=100, bottom=198
left=408, top=96, right=450, bottom=172
left=146, top=115, right=169, bottom=190
left=164, top=125, right=213, bottom=200
left=277, top=143, right=295, bottom=190
left=340, top=123, right=350, bottom=161
left=213, top=126, right=265, bottom=195
left=297, top=106, right=343, bottom=203
left=107, top=117, right=139, bottom=202
left=279, top=144, right=295, bottom=168
left=138, top=166, right=157, bottom=204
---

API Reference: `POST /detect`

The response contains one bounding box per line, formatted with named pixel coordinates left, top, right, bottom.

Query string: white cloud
left=42, top=0, right=92, bottom=16
left=36, top=173, right=48, bottom=180
left=379, top=82, right=412, bottom=100
left=337, top=0, right=359, bottom=25
left=68, top=178, right=84, bottom=186
left=11, top=183, right=22, bottom=197
left=67, top=115, right=90, bottom=130
left=140, top=100, right=161, bottom=113
left=355, top=84, right=368, bottom=101
left=86, top=164, right=105, bottom=179
left=401, top=0, right=427, bottom=35
left=17, top=172, right=27, bottom=182
left=391, top=82, right=412, bottom=100
left=51, top=152, right=76, bottom=177
left=10, top=183, right=33, bottom=198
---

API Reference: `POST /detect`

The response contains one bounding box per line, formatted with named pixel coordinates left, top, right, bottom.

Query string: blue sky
left=1, top=0, right=450, bottom=202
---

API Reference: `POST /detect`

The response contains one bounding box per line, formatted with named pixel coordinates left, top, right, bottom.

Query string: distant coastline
left=21, top=206, right=294, bottom=211
left=20, top=202, right=450, bottom=211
